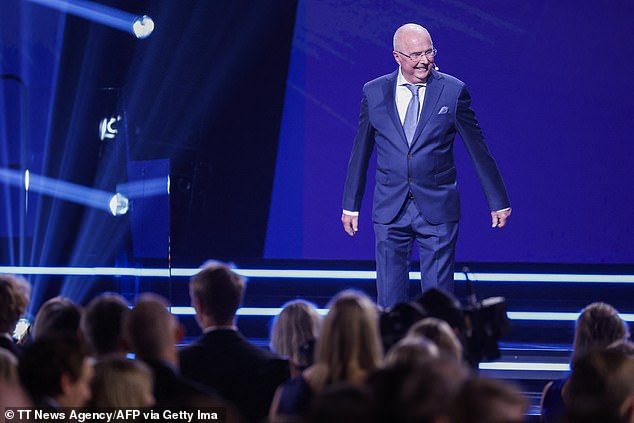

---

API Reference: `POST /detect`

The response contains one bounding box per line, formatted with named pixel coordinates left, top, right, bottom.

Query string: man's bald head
left=393, top=24, right=432, bottom=51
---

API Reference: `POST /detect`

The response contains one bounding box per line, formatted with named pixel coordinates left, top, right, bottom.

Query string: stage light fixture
left=24, top=169, right=30, bottom=191
left=26, top=0, right=155, bottom=39
left=108, top=193, right=129, bottom=216
left=132, top=15, right=154, bottom=39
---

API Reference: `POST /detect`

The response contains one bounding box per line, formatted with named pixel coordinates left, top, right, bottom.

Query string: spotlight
left=109, top=193, right=129, bottom=216
left=132, top=15, right=154, bottom=39
left=24, top=169, right=30, bottom=192
left=26, top=0, right=155, bottom=39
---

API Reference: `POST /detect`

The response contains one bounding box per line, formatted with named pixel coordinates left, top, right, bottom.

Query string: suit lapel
left=382, top=72, right=409, bottom=147
left=412, top=71, right=444, bottom=146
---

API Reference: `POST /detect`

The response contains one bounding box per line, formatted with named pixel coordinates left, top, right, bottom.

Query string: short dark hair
left=452, top=377, right=527, bottom=423
left=81, top=293, right=129, bottom=355
left=190, top=264, right=245, bottom=324
left=33, top=297, right=82, bottom=339
left=18, top=336, right=87, bottom=401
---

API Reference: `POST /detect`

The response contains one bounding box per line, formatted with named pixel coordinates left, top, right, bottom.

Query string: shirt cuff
left=495, top=207, right=511, bottom=213
left=342, top=210, right=359, bottom=216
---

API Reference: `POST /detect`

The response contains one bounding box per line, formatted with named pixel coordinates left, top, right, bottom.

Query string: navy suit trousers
left=374, top=197, right=458, bottom=308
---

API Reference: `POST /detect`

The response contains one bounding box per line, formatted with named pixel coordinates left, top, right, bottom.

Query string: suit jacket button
left=408, top=177, right=413, bottom=183
left=408, top=154, right=412, bottom=159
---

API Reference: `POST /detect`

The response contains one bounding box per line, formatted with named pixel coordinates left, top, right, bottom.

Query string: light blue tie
left=403, top=84, right=421, bottom=145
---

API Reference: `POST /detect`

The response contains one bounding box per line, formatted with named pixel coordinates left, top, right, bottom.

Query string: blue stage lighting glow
left=467, top=273, right=634, bottom=283
left=168, top=306, right=330, bottom=317
left=164, top=306, right=634, bottom=323
left=0, top=167, right=24, bottom=186
left=116, top=177, right=169, bottom=199
left=1, top=264, right=633, bottom=286
left=0, top=266, right=170, bottom=277
left=171, top=268, right=377, bottom=279
left=108, top=193, right=129, bottom=216
left=508, top=311, right=634, bottom=322
left=25, top=0, right=154, bottom=39
left=170, top=268, right=468, bottom=281
left=478, top=362, right=570, bottom=372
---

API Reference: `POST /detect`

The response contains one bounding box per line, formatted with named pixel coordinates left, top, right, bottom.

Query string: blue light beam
left=0, top=167, right=127, bottom=216
left=115, top=177, right=169, bottom=199
left=25, top=0, right=154, bottom=39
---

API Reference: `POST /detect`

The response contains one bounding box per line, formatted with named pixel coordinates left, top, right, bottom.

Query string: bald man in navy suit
left=342, top=23, right=511, bottom=308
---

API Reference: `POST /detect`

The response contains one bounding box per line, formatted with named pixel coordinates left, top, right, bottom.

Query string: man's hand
left=342, top=213, right=359, bottom=236
left=491, top=208, right=512, bottom=228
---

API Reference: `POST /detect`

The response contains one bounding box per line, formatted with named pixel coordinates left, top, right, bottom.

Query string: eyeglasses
left=396, top=48, right=437, bottom=62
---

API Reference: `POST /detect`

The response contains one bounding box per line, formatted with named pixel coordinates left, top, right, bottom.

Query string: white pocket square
left=438, top=106, right=449, bottom=114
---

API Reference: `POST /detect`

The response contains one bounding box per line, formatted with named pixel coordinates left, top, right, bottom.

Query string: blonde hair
left=309, top=290, right=383, bottom=391
left=270, top=300, right=322, bottom=366
left=90, top=358, right=154, bottom=407
left=0, top=275, right=30, bottom=333
left=572, top=302, right=629, bottom=364
left=407, top=317, right=463, bottom=361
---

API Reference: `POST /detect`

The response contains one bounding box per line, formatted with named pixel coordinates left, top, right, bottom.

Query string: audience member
left=179, top=393, right=245, bottom=423
left=89, top=357, right=154, bottom=407
left=0, top=274, right=30, bottom=357
left=563, top=349, right=634, bottom=423
left=541, top=301, right=630, bottom=423
left=270, top=299, right=322, bottom=376
left=0, top=348, right=18, bottom=382
left=33, top=296, right=82, bottom=340
left=18, top=336, right=93, bottom=407
left=80, top=292, right=130, bottom=358
left=304, top=383, right=375, bottom=423
left=570, top=302, right=630, bottom=362
left=179, top=263, right=289, bottom=422
left=0, top=377, right=31, bottom=409
left=384, top=335, right=439, bottom=368
left=270, top=290, right=383, bottom=420
left=451, top=377, right=528, bottom=423
left=608, top=339, right=634, bottom=356
left=368, top=356, right=469, bottom=423
left=124, top=293, right=212, bottom=406
left=407, top=317, right=464, bottom=361
left=15, top=271, right=631, bottom=423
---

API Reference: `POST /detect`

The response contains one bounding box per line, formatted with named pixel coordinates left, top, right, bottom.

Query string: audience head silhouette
left=190, top=263, right=245, bottom=328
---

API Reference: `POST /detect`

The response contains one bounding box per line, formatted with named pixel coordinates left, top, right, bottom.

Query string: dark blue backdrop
left=265, top=0, right=634, bottom=264
left=2, top=1, right=633, bottom=267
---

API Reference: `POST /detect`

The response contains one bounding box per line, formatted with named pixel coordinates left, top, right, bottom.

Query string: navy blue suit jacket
left=343, top=69, right=510, bottom=224
left=179, top=329, right=289, bottom=422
